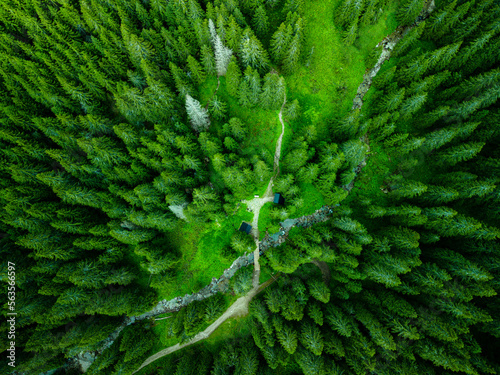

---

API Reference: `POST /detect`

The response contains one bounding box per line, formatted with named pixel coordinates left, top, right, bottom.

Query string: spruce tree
left=396, top=0, right=425, bottom=26
left=343, top=20, right=358, bottom=46
left=270, top=23, right=293, bottom=63
left=185, top=94, right=211, bottom=132
left=240, top=29, right=270, bottom=71
left=225, top=56, right=242, bottom=97
left=252, top=6, right=269, bottom=37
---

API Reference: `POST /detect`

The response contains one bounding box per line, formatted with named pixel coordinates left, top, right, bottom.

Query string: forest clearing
left=1, top=0, right=499, bottom=374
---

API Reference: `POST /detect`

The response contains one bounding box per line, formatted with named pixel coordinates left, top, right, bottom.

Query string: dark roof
left=274, top=193, right=285, bottom=204
left=239, top=222, right=252, bottom=234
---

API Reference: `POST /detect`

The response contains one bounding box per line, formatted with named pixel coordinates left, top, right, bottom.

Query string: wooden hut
left=239, top=222, right=252, bottom=234
left=274, top=193, right=285, bottom=205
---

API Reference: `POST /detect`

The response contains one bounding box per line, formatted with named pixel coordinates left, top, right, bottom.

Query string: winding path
left=132, top=276, right=276, bottom=374
left=78, top=4, right=439, bottom=372
left=132, top=93, right=288, bottom=374
left=243, top=91, right=287, bottom=287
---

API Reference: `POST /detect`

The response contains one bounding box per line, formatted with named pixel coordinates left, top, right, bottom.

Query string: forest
left=0, top=0, right=499, bottom=374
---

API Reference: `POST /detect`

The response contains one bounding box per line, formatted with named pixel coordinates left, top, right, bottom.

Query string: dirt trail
left=243, top=92, right=287, bottom=287
left=133, top=269, right=279, bottom=374
left=133, top=93, right=288, bottom=374
left=132, top=290, right=258, bottom=374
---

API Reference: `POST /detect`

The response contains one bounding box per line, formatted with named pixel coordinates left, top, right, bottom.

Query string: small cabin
left=239, top=222, right=252, bottom=234
left=274, top=193, right=285, bottom=205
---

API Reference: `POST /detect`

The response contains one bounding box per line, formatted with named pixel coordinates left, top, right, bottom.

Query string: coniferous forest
left=0, top=0, right=499, bottom=374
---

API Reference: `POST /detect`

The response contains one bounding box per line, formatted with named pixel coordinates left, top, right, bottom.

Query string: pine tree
left=307, top=302, right=324, bottom=326
left=399, top=93, right=427, bottom=120
left=185, top=94, right=210, bottom=132
left=380, top=87, right=405, bottom=112
left=209, top=95, right=227, bottom=120
left=335, top=0, right=362, bottom=28
left=213, top=34, right=233, bottom=76
left=343, top=20, right=358, bottom=46
left=186, top=55, right=206, bottom=84
left=225, top=16, right=243, bottom=51
left=284, top=99, right=301, bottom=122
left=169, top=62, right=195, bottom=97
left=225, top=56, right=242, bottom=97
left=307, top=278, right=331, bottom=303
left=436, top=142, right=485, bottom=166
left=240, top=30, right=270, bottom=71
left=422, top=126, right=457, bottom=151
left=275, top=319, right=298, bottom=354
left=270, top=23, right=293, bottom=63
left=238, top=343, right=259, bottom=375
left=243, top=66, right=261, bottom=106
left=396, top=0, right=425, bottom=26
left=300, top=320, right=324, bottom=356
left=253, top=6, right=269, bottom=37
left=260, top=73, right=283, bottom=109
left=238, top=80, right=253, bottom=107
left=390, top=180, right=428, bottom=199
left=296, top=346, right=326, bottom=375
left=200, top=44, right=217, bottom=76
left=283, top=33, right=301, bottom=74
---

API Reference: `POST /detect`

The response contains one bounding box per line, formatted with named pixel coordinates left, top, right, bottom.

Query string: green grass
left=189, top=205, right=253, bottom=282
left=138, top=311, right=254, bottom=375
left=148, top=293, right=239, bottom=354
left=355, top=4, right=399, bottom=53
left=203, top=312, right=253, bottom=348
left=158, top=205, right=253, bottom=301
left=285, top=0, right=363, bottom=137
left=283, top=0, right=399, bottom=138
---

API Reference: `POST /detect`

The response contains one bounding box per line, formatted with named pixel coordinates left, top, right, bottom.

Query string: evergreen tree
left=300, top=320, right=324, bottom=356
left=209, top=95, right=227, bottom=120
left=283, top=33, right=301, bottom=74
left=200, top=44, right=217, bottom=76
left=240, top=30, right=270, bottom=71
left=186, top=55, right=206, bottom=84
left=270, top=23, right=293, bottom=63
left=225, top=56, right=242, bottom=97
left=436, top=142, right=485, bottom=166
left=252, top=6, right=269, bottom=37
left=396, top=0, right=425, bottom=26
left=185, top=94, right=210, bottom=132
left=343, top=20, right=358, bottom=46
left=212, top=31, right=233, bottom=76
left=243, top=66, right=261, bottom=106
left=260, top=73, right=285, bottom=109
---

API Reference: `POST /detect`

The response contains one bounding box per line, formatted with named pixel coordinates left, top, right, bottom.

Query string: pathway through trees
left=79, top=4, right=437, bottom=370
left=132, top=277, right=276, bottom=374
left=243, top=91, right=287, bottom=287
left=133, top=94, right=288, bottom=373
